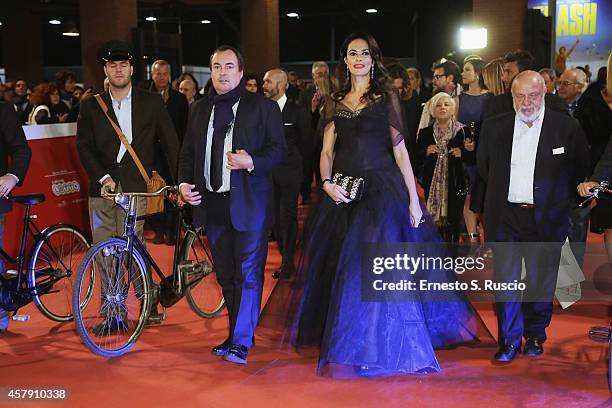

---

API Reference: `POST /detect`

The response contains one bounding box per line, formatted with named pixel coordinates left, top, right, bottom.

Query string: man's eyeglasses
left=558, top=80, right=577, bottom=87
left=433, top=74, right=447, bottom=80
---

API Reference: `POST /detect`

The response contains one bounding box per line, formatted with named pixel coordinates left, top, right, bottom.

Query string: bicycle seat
left=12, top=193, right=46, bottom=206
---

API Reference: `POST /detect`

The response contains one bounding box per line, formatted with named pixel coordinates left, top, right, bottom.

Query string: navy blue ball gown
left=260, top=92, right=488, bottom=378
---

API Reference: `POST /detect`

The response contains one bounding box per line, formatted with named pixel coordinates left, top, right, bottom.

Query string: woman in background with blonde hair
left=482, top=57, right=505, bottom=96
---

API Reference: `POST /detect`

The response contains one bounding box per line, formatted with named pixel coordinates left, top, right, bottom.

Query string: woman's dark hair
left=333, top=32, right=391, bottom=104
left=55, top=70, right=75, bottom=91
left=30, top=82, right=58, bottom=107
left=464, top=58, right=486, bottom=89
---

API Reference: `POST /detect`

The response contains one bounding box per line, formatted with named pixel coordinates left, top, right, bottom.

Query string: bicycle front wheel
left=72, top=238, right=150, bottom=358
left=28, top=224, right=91, bottom=322
left=180, top=228, right=225, bottom=319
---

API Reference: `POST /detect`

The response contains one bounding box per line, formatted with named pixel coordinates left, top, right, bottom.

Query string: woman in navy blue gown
left=261, top=32, right=483, bottom=378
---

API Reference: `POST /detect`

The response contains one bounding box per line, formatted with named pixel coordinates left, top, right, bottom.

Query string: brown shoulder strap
left=94, top=94, right=150, bottom=183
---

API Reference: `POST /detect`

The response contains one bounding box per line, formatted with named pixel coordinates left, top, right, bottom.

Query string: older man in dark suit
left=179, top=46, right=286, bottom=365
left=478, top=71, right=589, bottom=362
left=149, top=59, right=189, bottom=245
left=0, top=101, right=32, bottom=331
left=76, top=40, right=179, bottom=331
left=262, top=69, right=312, bottom=279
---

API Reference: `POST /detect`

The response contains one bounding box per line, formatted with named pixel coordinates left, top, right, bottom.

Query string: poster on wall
left=528, top=0, right=611, bottom=75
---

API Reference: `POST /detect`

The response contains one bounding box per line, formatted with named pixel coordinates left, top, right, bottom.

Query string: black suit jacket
left=0, top=102, right=32, bottom=214
left=592, top=138, right=611, bottom=182
left=414, top=125, right=474, bottom=197
left=272, top=99, right=311, bottom=185
left=483, top=92, right=568, bottom=119
left=178, top=91, right=287, bottom=231
left=76, top=88, right=180, bottom=197
left=477, top=109, right=589, bottom=242
left=150, top=86, right=189, bottom=143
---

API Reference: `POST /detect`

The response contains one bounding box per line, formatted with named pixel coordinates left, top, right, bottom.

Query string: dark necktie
left=210, top=121, right=227, bottom=191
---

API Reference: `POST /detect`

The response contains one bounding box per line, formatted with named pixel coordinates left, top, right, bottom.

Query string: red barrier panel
left=4, top=124, right=91, bottom=256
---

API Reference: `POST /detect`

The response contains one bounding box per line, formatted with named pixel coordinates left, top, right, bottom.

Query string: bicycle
left=581, top=181, right=612, bottom=392
left=0, top=193, right=91, bottom=323
left=72, top=185, right=225, bottom=358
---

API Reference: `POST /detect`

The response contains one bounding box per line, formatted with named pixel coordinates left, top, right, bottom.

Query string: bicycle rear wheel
left=180, top=228, right=225, bottom=319
left=27, top=224, right=91, bottom=322
left=72, top=238, right=150, bottom=358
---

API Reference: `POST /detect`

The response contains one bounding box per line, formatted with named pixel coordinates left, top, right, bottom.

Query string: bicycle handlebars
left=579, top=181, right=611, bottom=207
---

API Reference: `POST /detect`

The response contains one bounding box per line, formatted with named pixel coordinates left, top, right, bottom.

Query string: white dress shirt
left=276, top=93, right=287, bottom=112
left=507, top=108, right=545, bottom=204
left=99, top=87, right=133, bottom=185
left=110, top=87, right=133, bottom=163
left=204, top=100, right=240, bottom=193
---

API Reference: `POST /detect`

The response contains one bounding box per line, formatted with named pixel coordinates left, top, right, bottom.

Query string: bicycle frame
left=114, top=192, right=213, bottom=305
left=0, top=202, right=43, bottom=289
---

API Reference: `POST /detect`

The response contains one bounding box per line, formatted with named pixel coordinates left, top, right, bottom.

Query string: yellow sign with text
left=534, top=2, right=597, bottom=36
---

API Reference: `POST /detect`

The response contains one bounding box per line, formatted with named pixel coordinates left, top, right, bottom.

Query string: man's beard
left=514, top=100, right=545, bottom=123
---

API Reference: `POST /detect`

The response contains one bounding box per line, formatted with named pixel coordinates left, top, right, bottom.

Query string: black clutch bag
left=332, top=173, right=365, bottom=201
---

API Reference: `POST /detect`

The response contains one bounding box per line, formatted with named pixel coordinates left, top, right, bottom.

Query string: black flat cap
left=99, top=40, right=134, bottom=64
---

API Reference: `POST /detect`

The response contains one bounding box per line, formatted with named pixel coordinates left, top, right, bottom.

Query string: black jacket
left=415, top=125, right=474, bottom=201
left=76, top=88, right=180, bottom=197
left=272, top=99, right=311, bottom=185
left=178, top=91, right=287, bottom=231
left=592, top=138, right=611, bottom=182
left=477, top=109, right=589, bottom=242
left=0, top=102, right=32, bottom=214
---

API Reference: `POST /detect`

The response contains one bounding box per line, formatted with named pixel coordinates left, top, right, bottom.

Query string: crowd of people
left=0, top=32, right=610, bottom=379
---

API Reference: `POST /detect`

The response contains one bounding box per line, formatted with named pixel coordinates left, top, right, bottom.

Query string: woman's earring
left=346, top=65, right=350, bottom=79
left=371, top=64, right=375, bottom=80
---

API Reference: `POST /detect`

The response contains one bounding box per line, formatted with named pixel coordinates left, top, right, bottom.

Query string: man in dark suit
left=0, top=101, right=32, bottom=332
left=148, top=59, right=189, bottom=245
left=262, top=69, right=312, bottom=279
left=478, top=71, right=589, bottom=362
left=76, top=40, right=180, bottom=332
left=484, top=50, right=568, bottom=119
left=472, top=50, right=570, bottom=215
left=178, top=46, right=286, bottom=365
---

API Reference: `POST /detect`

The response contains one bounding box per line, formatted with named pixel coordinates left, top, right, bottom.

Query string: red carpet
left=1, top=205, right=611, bottom=407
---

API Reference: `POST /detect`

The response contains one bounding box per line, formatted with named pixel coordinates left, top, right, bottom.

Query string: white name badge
left=552, top=147, right=565, bottom=155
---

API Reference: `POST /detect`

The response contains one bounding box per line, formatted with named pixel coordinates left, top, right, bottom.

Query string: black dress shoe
left=211, top=339, right=231, bottom=356
left=494, top=344, right=520, bottom=362
left=523, top=337, right=544, bottom=356
left=91, top=316, right=127, bottom=336
left=224, top=344, right=248, bottom=365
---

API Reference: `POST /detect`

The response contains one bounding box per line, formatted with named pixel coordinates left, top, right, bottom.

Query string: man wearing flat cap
left=76, top=40, right=180, bottom=333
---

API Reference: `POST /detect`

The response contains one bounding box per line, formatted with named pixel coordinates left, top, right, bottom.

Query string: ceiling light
left=201, top=19, right=211, bottom=24
left=62, top=22, right=79, bottom=37
left=365, top=8, right=378, bottom=13
left=49, top=19, right=61, bottom=25
left=145, top=16, right=157, bottom=22
left=459, top=27, right=487, bottom=50
left=286, top=12, right=299, bottom=18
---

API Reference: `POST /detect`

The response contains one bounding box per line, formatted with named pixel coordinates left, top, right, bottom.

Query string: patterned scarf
left=426, top=120, right=465, bottom=225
